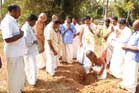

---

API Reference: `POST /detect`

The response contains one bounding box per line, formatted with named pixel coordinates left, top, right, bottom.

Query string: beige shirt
left=44, top=25, right=62, bottom=55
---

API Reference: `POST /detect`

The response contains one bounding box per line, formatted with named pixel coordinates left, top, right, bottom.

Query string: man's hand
left=64, top=24, right=70, bottom=34
left=33, top=40, right=38, bottom=45
left=53, top=50, right=57, bottom=56
left=80, top=43, right=83, bottom=47
left=111, top=26, right=114, bottom=32
left=122, top=44, right=128, bottom=50
left=93, top=71, right=101, bottom=75
left=65, top=24, right=70, bottom=31
left=73, top=34, right=76, bottom=38
left=87, top=24, right=95, bottom=35
left=19, top=30, right=24, bottom=37
left=116, top=30, right=121, bottom=38
left=69, top=28, right=74, bottom=33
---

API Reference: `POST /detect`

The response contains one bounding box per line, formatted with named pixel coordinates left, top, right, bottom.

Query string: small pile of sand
left=54, top=62, right=96, bottom=86
left=54, top=62, right=85, bottom=83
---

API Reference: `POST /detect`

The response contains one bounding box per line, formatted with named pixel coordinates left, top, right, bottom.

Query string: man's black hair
left=53, top=20, right=61, bottom=24
left=7, top=4, right=20, bottom=12
left=119, top=18, right=126, bottom=25
left=112, top=16, right=118, bottom=21
left=105, top=18, right=110, bottom=23
left=84, top=16, right=91, bottom=20
left=66, top=16, right=71, bottom=19
left=72, top=16, right=78, bottom=20
left=27, top=14, right=38, bottom=21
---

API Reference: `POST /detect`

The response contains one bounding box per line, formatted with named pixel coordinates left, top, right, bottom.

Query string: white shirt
left=22, top=22, right=38, bottom=55
left=82, top=24, right=95, bottom=45
left=91, top=23, right=96, bottom=29
left=71, top=23, right=80, bottom=33
left=44, top=25, right=61, bottom=55
left=107, top=25, right=119, bottom=47
left=118, top=26, right=132, bottom=44
left=0, top=14, right=27, bottom=57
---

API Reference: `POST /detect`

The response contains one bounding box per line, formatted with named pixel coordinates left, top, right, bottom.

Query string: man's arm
left=98, top=62, right=105, bottom=75
left=79, top=28, right=84, bottom=47
left=69, top=28, right=74, bottom=33
left=63, top=28, right=69, bottom=35
left=103, top=26, right=114, bottom=40
left=4, top=30, right=24, bottom=43
left=34, top=23, right=44, bottom=43
left=122, top=45, right=139, bottom=52
left=47, top=40, right=57, bottom=55
left=88, top=25, right=96, bottom=35
left=93, top=58, right=105, bottom=75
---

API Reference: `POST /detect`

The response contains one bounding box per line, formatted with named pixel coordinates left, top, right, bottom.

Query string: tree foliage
left=111, top=0, right=139, bottom=25
left=2, top=0, right=104, bottom=23
left=1, top=0, right=139, bottom=25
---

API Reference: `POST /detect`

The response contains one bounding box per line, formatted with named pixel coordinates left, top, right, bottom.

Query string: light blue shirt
left=61, top=23, right=76, bottom=44
left=125, top=31, right=139, bottom=62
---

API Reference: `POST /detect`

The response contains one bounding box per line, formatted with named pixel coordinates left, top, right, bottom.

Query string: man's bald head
left=86, top=50, right=95, bottom=57
left=38, top=13, right=47, bottom=22
left=52, top=15, right=58, bottom=22
left=86, top=50, right=97, bottom=64
left=133, top=19, right=139, bottom=31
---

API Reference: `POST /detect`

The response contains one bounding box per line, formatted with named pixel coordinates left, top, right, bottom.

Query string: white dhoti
left=62, top=43, right=73, bottom=63
left=120, top=60, right=139, bottom=93
left=7, top=56, right=25, bottom=93
left=106, top=44, right=113, bottom=65
left=24, top=55, right=37, bottom=85
left=72, top=36, right=80, bottom=59
left=110, top=44, right=125, bottom=79
left=46, top=52, right=59, bottom=76
left=92, top=66, right=107, bottom=80
left=36, top=52, right=46, bottom=69
left=77, top=46, right=85, bottom=64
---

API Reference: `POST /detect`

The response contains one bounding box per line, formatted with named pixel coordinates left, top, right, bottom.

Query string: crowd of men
left=0, top=4, right=139, bottom=93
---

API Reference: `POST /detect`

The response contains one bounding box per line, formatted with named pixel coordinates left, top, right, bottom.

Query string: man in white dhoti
left=61, top=16, right=76, bottom=63
left=79, top=16, right=97, bottom=73
left=48, top=15, right=63, bottom=60
left=106, top=16, right=119, bottom=67
left=21, top=14, right=38, bottom=85
left=71, top=17, right=80, bottom=59
left=0, top=4, right=27, bottom=93
left=119, top=19, right=139, bottom=93
left=44, top=20, right=61, bottom=75
left=34, top=13, right=47, bottom=69
left=110, top=19, right=132, bottom=79
left=77, top=18, right=85, bottom=63
left=100, top=18, right=111, bottom=62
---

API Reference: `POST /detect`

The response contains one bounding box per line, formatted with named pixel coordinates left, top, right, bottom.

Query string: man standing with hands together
left=61, top=16, right=76, bottom=63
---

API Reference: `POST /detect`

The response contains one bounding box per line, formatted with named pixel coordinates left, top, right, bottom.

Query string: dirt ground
left=0, top=38, right=139, bottom=93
